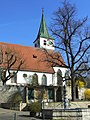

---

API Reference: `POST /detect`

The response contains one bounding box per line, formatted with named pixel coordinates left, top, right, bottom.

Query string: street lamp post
left=63, top=85, right=68, bottom=109
left=63, top=71, right=70, bottom=109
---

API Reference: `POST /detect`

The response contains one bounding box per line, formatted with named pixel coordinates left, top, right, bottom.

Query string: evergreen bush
left=28, top=102, right=41, bottom=116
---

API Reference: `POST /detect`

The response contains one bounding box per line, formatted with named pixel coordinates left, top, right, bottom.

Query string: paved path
left=0, top=108, right=42, bottom=120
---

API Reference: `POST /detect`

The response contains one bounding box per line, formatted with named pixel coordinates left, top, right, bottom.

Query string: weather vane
left=42, top=8, right=44, bottom=14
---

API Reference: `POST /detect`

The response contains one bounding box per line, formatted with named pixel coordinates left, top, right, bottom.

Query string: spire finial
left=42, top=8, right=44, bottom=14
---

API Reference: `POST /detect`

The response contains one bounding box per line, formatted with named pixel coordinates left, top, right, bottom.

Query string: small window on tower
left=44, top=40, right=46, bottom=45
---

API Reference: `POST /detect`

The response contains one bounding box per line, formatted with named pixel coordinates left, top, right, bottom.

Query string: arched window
left=32, top=73, right=38, bottom=86
left=57, top=69, right=63, bottom=86
left=48, top=88, right=54, bottom=100
left=42, top=74, right=47, bottom=86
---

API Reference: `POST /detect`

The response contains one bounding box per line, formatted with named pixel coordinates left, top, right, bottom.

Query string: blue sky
left=0, top=0, right=90, bottom=47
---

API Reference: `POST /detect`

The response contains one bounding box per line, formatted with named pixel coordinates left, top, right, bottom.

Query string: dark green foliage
left=28, top=102, right=42, bottom=113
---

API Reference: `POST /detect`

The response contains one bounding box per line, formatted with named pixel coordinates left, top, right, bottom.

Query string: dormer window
left=33, top=55, right=37, bottom=58
left=44, top=40, right=46, bottom=45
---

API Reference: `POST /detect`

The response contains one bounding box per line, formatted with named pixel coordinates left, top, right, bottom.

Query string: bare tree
left=46, top=1, right=90, bottom=101
left=0, top=46, right=24, bottom=85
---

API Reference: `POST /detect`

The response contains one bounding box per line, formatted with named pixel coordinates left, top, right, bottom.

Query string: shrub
left=28, top=102, right=41, bottom=113
left=76, top=80, right=86, bottom=88
left=84, top=89, right=90, bottom=100
left=28, top=102, right=41, bottom=117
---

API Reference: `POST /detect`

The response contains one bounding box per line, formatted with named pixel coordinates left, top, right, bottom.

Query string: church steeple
left=34, top=9, right=54, bottom=50
left=37, top=9, right=53, bottom=39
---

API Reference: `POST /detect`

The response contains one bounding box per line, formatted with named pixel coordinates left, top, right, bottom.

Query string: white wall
left=6, top=70, right=53, bottom=86
left=6, top=66, right=67, bottom=87
left=40, top=37, right=55, bottom=50
left=53, top=67, right=67, bottom=86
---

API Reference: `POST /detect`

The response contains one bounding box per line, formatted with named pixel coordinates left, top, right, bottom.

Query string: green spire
left=37, top=9, right=54, bottom=40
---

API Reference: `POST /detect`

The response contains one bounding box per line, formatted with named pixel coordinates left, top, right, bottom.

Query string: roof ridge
left=0, top=42, right=33, bottom=48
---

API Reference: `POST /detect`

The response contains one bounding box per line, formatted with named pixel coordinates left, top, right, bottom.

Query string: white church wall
left=6, top=70, right=53, bottom=86
left=53, top=67, right=67, bottom=86
left=6, top=67, right=68, bottom=88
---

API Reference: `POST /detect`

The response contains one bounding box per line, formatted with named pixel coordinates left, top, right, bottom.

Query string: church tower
left=34, top=10, right=55, bottom=50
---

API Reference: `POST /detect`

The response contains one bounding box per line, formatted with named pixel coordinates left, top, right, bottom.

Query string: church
left=0, top=10, right=69, bottom=102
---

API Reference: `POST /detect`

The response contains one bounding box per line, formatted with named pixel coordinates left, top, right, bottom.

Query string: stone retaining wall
left=43, top=108, right=90, bottom=120
left=1, top=102, right=27, bottom=111
left=1, top=103, right=20, bottom=110
left=44, top=101, right=90, bottom=109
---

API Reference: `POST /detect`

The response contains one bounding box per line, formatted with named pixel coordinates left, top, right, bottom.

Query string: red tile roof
left=0, top=42, right=65, bottom=73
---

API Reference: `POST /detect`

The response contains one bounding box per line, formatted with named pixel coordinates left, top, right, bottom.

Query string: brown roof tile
left=0, top=42, right=65, bottom=73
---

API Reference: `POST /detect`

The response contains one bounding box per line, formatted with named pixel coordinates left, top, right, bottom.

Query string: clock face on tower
left=47, top=40, right=53, bottom=46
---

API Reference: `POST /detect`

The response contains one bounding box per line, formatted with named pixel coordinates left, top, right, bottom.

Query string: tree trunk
left=71, top=78, right=76, bottom=101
